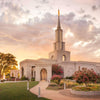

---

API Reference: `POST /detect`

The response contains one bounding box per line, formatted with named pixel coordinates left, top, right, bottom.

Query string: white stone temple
left=10, top=10, right=100, bottom=81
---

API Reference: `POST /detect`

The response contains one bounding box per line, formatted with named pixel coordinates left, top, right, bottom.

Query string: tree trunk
left=1, top=66, right=4, bottom=76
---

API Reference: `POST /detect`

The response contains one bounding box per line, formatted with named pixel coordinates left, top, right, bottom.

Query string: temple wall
left=61, top=61, right=100, bottom=78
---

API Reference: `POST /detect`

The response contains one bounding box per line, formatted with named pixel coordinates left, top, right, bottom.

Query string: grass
left=0, top=81, right=49, bottom=100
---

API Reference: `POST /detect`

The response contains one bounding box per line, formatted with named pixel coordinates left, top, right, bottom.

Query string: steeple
left=54, top=9, right=65, bottom=51
left=49, top=9, right=70, bottom=62
left=57, top=9, right=61, bottom=29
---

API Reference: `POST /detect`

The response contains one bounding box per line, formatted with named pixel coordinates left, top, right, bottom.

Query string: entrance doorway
left=40, top=68, right=47, bottom=80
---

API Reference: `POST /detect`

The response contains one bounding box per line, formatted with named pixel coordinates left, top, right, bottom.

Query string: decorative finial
left=57, top=9, right=61, bottom=28
left=58, top=9, right=60, bottom=16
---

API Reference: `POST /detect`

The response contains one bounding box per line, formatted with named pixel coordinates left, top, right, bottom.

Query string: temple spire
left=57, top=9, right=61, bottom=28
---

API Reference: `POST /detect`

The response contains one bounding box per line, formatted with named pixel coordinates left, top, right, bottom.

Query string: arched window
left=22, top=67, right=24, bottom=77
left=62, top=55, right=66, bottom=61
left=51, top=55, right=54, bottom=60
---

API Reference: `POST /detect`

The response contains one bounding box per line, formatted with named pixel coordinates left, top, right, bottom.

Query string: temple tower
left=49, top=10, right=70, bottom=62
left=54, top=9, right=65, bottom=51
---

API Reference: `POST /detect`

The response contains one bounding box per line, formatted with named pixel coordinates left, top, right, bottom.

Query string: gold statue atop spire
left=57, top=9, right=61, bottom=28
left=58, top=9, right=60, bottom=16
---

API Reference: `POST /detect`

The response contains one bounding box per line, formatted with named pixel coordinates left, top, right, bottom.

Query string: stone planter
left=70, top=89, right=100, bottom=96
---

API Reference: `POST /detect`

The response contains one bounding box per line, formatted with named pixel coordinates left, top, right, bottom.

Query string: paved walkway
left=30, top=81, right=100, bottom=100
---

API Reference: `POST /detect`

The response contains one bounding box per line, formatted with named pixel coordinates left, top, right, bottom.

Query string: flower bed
left=72, top=84, right=100, bottom=91
left=47, top=82, right=63, bottom=90
left=71, top=84, right=100, bottom=96
left=70, top=89, right=100, bottom=96
left=51, top=75, right=62, bottom=84
left=60, top=79, right=79, bottom=88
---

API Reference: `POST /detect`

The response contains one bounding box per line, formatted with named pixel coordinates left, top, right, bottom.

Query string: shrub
left=10, top=77, right=16, bottom=81
left=66, top=82, right=78, bottom=88
left=59, top=79, right=79, bottom=88
left=51, top=75, right=62, bottom=80
left=49, top=82, right=58, bottom=87
left=97, top=75, right=100, bottom=83
left=0, top=79, right=5, bottom=82
left=31, top=78, right=35, bottom=81
left=53, top=80, right=59, bottom=84
left=52, top=64, right=63, bottom=75
left=51, top=75, right=62, bottom=84
left=10, top=77, right=15, bottom=78
left=66, top=76, right=73, bottom=80
left=73, top=68, right=98, bottom=86
left=21, top=76, right=28, bottom=80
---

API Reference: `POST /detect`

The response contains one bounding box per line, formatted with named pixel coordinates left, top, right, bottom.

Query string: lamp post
left=38, top=87, right=41, bottom=98
left=27, top=81, right=29, bottom=90
left=64, top=82, right=66, bottom=90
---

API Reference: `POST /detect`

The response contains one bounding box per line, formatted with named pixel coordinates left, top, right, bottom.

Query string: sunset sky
left=0, top=0, right=100, bottom=65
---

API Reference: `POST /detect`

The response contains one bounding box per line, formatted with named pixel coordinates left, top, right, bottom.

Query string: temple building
left=11, top=10, right=100, bottom=81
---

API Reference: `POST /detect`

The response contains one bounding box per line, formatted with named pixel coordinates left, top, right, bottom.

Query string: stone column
left=35, top=66, right=40, bottom=81
left=47, top=65, right=52, bottom=81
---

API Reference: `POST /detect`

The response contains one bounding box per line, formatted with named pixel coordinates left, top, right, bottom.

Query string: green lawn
left=0, top=81, right=49, bottom=100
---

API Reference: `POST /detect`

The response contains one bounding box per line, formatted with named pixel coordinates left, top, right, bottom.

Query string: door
left=40, top=69, right=47, bottom=80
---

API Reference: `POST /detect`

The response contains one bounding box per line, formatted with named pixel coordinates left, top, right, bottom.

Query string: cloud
left=0, top=1, right=100, bottom=62
left=92, top=5, right=98, bottom=11
left=35, top=5, right=41, bottom=8
left=82, top=14, right=91, bottom=19
left=36, top=0, right=49, bottom=4
left=0, top=1, right=30, bottom=24
left=78, top=8, right=85, bottom=14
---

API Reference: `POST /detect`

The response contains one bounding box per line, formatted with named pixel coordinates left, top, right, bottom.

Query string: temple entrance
left=40, top=68, right=47, bottom=81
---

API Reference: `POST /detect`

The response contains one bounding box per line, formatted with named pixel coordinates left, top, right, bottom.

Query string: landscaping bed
left=72, top=84, right=100, bottom=91
left=71, top=84, right=100, bottom=96
left=70, top=89, right=100, bottom=96
left=47, top=82, right=63, bottom=90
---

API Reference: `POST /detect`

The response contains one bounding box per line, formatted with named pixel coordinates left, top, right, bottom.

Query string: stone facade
left=11, top=10, right=100, bottom=81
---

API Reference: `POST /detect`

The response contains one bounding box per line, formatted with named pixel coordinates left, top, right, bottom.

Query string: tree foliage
left=73, top=67, right=98, bottom=86
left=0, top=52, right=18, bottom=78
left=52, top=64, right=63, bottom=75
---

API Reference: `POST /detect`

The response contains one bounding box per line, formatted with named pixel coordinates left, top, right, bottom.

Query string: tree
left=0, top=52, right=18, bottom=78
left=73, top=67, right=98, bottom=86
left=52, top=64, right=63, bottom=75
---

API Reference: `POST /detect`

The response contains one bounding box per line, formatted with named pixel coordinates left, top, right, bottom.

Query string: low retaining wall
left=70, top=89, right=100, bottom=96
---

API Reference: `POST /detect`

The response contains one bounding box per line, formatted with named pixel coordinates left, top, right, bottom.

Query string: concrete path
left=30, top=81, right=100, bottom=100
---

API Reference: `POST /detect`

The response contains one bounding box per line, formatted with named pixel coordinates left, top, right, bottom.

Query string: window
left=31, top=66, right=34, bottom=78
left=62, top=55, right=66, bottom=61
left=51, top=55, right=54, bottom=60
left=34, top=71, right=36, bottom=78
left=22, top=67, right=24, bottom=77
